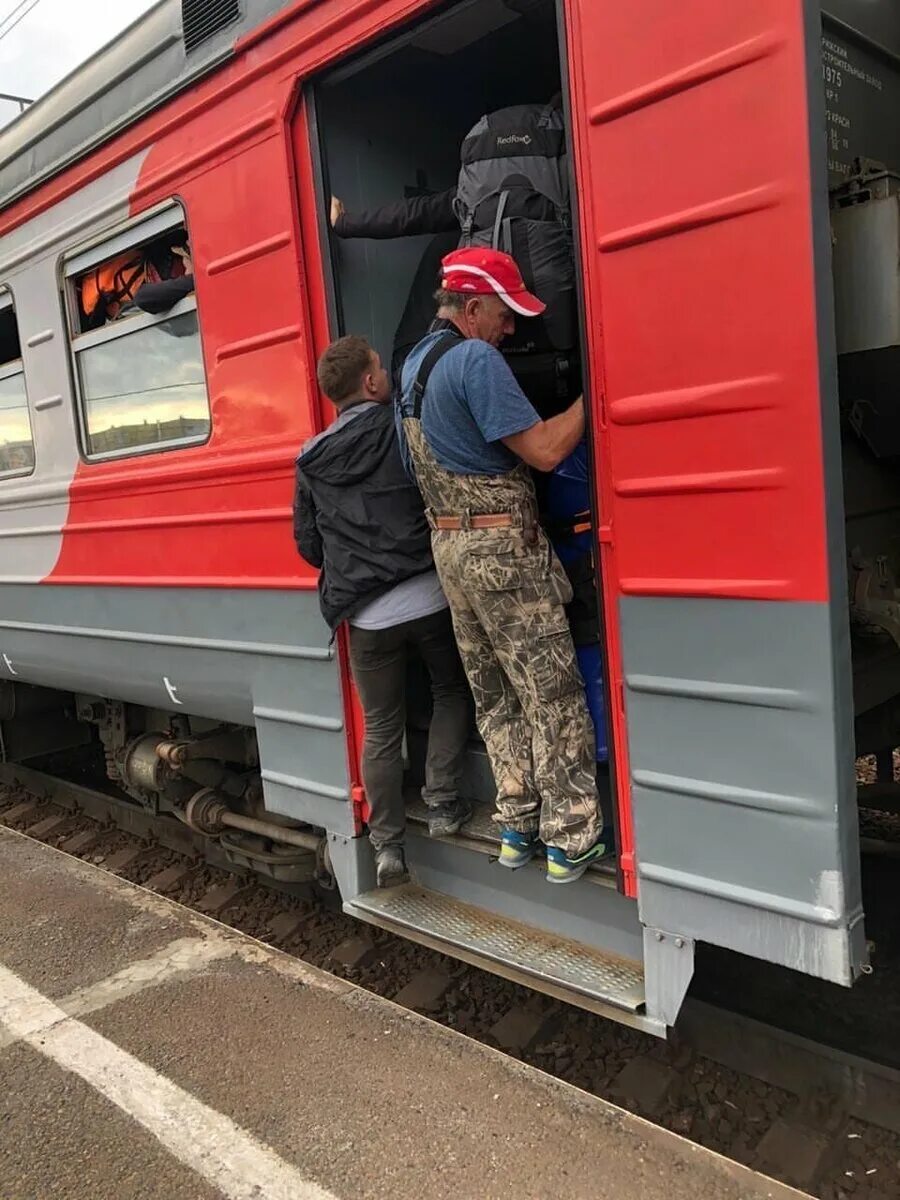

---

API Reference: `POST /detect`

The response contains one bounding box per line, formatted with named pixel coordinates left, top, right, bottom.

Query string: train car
left=0, top=0, right=894, bottom=1034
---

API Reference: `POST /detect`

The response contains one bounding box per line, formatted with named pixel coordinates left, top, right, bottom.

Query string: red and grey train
left=0, top=0, right=895, bottom=1033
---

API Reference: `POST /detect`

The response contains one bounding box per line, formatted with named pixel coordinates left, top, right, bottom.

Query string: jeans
left=348, top=607, right=471, bottom=850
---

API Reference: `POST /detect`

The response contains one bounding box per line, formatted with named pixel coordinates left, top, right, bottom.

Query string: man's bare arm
left=502, top=398, right=585, bottom=472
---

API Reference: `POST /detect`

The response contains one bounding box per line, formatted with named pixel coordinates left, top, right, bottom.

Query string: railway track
left=1, top=761, right=898, bottom=1200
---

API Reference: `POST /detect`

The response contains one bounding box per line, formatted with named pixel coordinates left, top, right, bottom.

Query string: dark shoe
left=375, top=845, right=409, bottom=888
left=427, top=798, right=472, bottom=838
left=545, top=837, right=608, bottom=884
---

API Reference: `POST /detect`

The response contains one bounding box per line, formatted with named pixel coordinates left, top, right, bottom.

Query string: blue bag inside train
left=544, top=441, right=608, bottom=764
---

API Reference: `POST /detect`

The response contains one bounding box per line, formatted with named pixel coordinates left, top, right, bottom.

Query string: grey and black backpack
left=454, top=101, right=578, bottom=369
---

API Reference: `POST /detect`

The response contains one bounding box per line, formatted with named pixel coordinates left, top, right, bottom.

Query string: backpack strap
left=97, top=257, right=144, bottom=311
left=491, top=190, right=510, bottom=252
left=412, top=330, right=464, bottom=419
left=110, top=259, right=145, bottom=306
left=456, top=188, right=478, bottom=245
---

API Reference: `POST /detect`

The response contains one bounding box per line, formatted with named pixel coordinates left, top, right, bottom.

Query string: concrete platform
left=0, top=827, right=806, bottom=1200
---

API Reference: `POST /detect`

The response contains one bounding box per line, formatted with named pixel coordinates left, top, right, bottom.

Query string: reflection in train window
left=73, top=304, right=210, bottom=458
left=0, top=294, right=34, bottom=478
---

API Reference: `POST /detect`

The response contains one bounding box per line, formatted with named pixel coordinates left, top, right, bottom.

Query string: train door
left=563, top=0, right=867, bottom=986
left=304, top=2, right=621, bottom=841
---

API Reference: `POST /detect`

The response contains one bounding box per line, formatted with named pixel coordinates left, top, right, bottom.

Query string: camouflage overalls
left=401, top=411, right=601, bottom=857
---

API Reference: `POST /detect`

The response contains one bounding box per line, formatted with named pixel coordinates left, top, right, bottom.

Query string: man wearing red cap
left=396, top=247, right=606, bottom=883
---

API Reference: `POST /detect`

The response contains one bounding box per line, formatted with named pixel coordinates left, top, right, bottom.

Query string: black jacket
left=335, top=197, right=458, bottom=387
left=334, top=189, right=457, bottom=239
left=332, top=183, right=561, bottom=242
left=134, top=274, right=195, bottom=314
left=293, top=403, right=434, bottom=631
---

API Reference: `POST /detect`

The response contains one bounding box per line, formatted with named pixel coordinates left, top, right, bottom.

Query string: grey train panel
left=621, top=596, right=865, bottom=985
left=824, top=0, right=900, bottom=53
left=830, top=193, right=900, bottom=354
left=0, top=583, right=352, bottom=831
left=0, top=0, right=290, bottom=209
left=820, top=5, right=900, bottom=183
left=807, top=0, right=859, bottom=866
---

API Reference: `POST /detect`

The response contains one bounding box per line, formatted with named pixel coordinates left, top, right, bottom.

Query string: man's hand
left=330, top=196, right=345, bottom=228
left=172, top=244, right=193, bottom=275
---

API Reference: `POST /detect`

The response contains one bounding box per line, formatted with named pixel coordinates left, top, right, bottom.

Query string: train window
left=64, top=206, right=210, bottom=460
left=0, top=293, right=34, bottom=478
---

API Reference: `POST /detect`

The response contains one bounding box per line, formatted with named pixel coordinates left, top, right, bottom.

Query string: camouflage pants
left=401, top=417, right=601, bottom=857
left=432, top=527, right=601, bottom=855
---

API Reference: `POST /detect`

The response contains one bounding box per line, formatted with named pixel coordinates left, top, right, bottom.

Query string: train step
left=403, top=795, right=617, bottom=887
left=344, top=883, right=646, bottom=1016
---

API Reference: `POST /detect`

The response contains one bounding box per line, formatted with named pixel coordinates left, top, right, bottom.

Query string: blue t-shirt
left=397, top=332, right=540, bottom=476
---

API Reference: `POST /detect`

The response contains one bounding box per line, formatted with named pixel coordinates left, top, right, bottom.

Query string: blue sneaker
left=497, top=828, right=539, bottom=869
left=545, top=839, right=608, bottom=884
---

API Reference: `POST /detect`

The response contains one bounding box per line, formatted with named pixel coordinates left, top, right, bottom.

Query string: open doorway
left=308, top=0, right=618, bottom=864
left=823, top=14, right=900, bottom=814
left=315, top=0, right=562, bottom=381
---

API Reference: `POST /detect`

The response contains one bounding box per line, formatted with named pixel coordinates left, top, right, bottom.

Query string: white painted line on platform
left=0, top=960, right=338, bottom=1200
left=0, top=936, right=236, bottom=1052
left=60, top=935, right=236, bottom=1019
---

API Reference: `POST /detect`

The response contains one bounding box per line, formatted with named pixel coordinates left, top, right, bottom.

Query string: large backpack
left=453, top=102, right=578, bottom=365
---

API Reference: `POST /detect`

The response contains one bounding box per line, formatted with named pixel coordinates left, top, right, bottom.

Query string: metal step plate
left=346, top=883, right=645, bottom=1014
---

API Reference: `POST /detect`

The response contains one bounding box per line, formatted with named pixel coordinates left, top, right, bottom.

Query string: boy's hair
left=316, top=335, right=375, bottom=404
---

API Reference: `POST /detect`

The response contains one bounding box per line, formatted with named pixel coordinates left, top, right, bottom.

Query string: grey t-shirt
left=350, top=569, right=447, bottom=630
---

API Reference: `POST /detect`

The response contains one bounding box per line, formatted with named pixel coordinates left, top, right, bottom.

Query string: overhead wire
left=0, top=0, right=34, bottom=37
left=0, top=0, right=43, bottom=46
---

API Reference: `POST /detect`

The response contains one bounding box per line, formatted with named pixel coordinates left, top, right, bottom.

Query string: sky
left=0, top=0, right=158, bottom=130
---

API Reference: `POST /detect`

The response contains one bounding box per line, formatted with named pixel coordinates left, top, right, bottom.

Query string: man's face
left=364, top=351, right=391, bottom=403
left=465, top=294, right=516, bottom=347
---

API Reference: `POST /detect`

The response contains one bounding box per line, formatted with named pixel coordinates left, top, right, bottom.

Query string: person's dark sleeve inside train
left=133, top=273, right=195, bottom=315
left=331, top=188, right=457, bottom=239
left=293, top=473, right=324, bottom=569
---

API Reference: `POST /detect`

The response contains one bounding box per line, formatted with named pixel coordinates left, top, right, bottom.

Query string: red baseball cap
left=440, top=247, right=546, bottom=318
